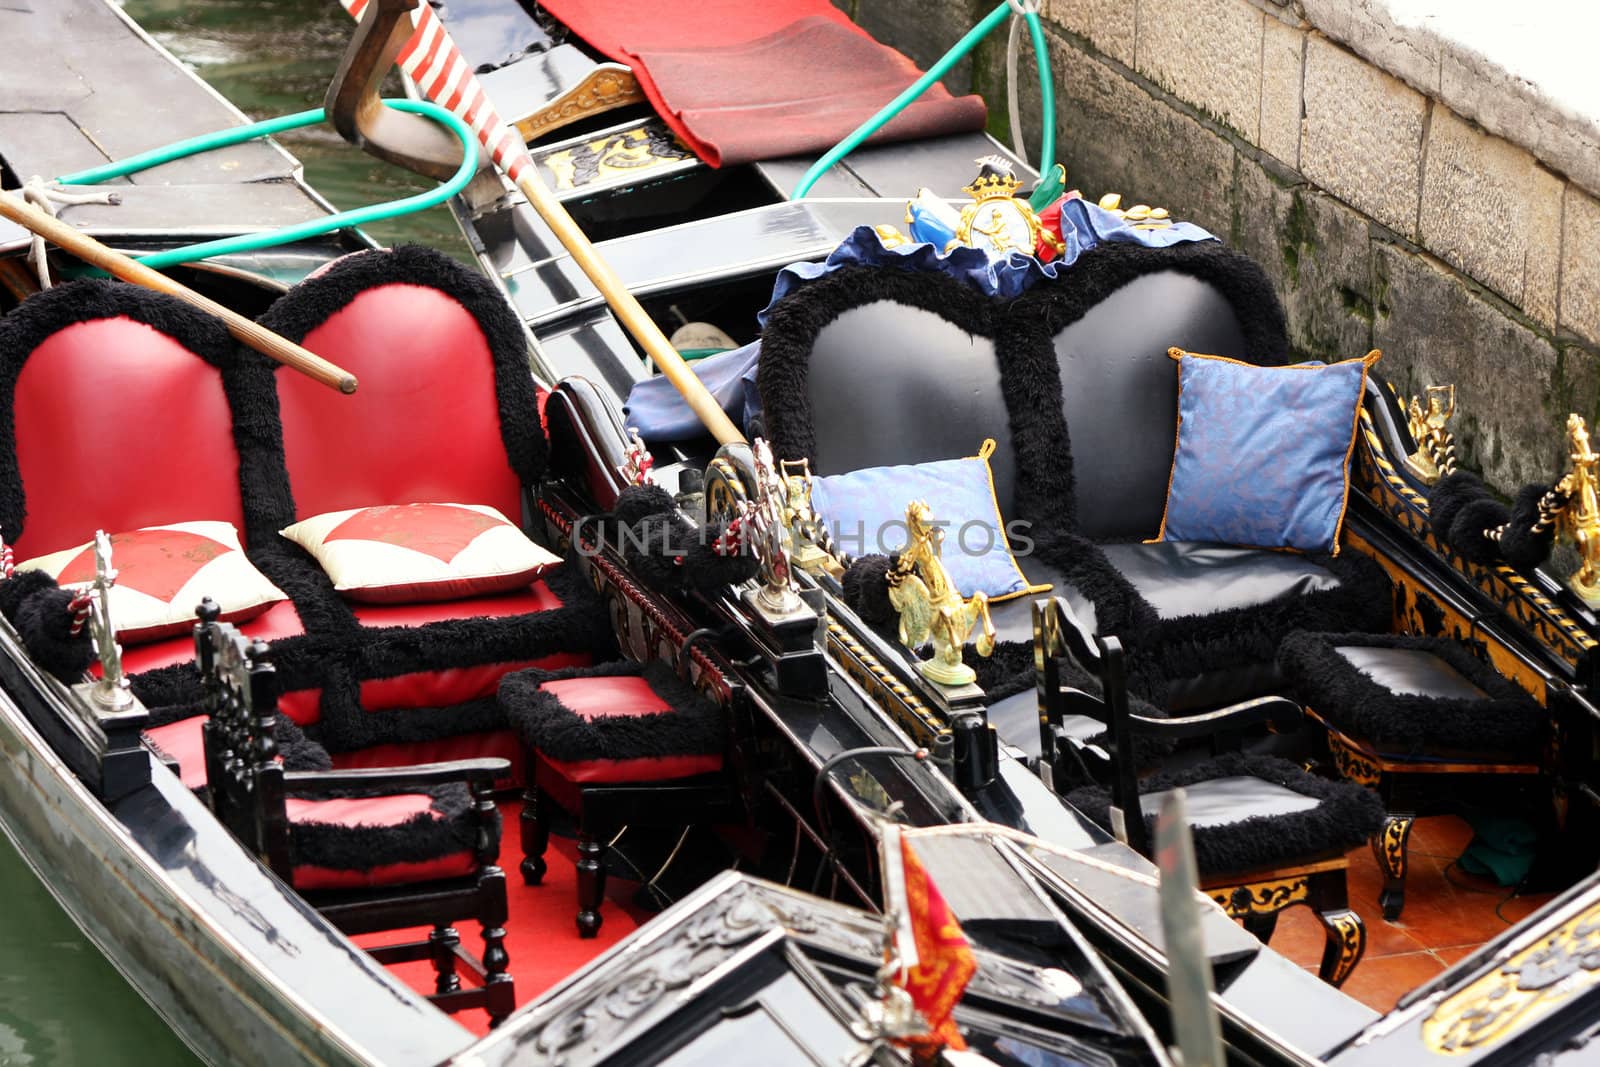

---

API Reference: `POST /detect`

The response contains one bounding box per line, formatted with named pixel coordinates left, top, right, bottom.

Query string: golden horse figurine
left=887, top=501, right=996, bottom=687
left=1559, top=413, right=1600, bottom=604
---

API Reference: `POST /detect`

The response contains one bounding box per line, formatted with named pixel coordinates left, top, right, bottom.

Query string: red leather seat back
left=2, top=291, right=245, bottom=559
left=277, top=284, right=521, bottom=520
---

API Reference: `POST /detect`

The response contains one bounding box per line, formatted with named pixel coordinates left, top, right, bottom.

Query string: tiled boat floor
left=1266, top=814, right=1553, bottom=1012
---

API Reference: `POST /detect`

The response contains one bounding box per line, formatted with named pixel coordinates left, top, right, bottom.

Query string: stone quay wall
left=838, top=0, right=1600, bottom=496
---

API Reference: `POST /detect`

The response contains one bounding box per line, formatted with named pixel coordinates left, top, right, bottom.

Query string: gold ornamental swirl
left=1209, top=877, right=1309, bottom=918
left=1423, top=901, right=1600, bottom=1053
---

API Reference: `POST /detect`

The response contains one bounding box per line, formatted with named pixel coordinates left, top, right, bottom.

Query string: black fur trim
left=612, top=484, right=676, bottom=529
left=0, top=569, right=60, bottom=622
left=1449, top=498, right=1513, bottom=564
left=1500, top=484, right=1559, bottom=568
left=11, top=581, right=93, bottom=681
left=256, top=245, right=547, bottom=492
left=1428, top=472, right=1493, bottom=545
left=682, top=522, right=759, bottom=599
left=1064, top=752, right=1385, bottom=876
left=287, top=781, right=499, bottom=872
left=758, top=241, right=1286, bottom=532
left=1277, top=631, right=1544, bottom=758
left=499, top=660, right=723, bottom=761
left=842, top=554, right=897, bottom=628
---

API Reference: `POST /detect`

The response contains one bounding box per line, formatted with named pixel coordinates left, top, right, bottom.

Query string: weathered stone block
left=1234, top=157, right=1374, bottom=362
left=1418, top=106, right=1562, bottom=328
left=1044, top=0, right=1135, bottom=67
left=1012, top=26, right=1236, bottom=237
left=851, top=0, right=986, bottom=95
left=1259, top=18, right=1304, bottom=167
left=1135, top=0, right=1262, bottom=141
left=1373, top=244, right=1576, bottom=491
left=1300, top=37, right=1426, bottom=238
left=1299, top=0, right=1440, bottom=97
left=1561, top=188, right=1600, bottom=350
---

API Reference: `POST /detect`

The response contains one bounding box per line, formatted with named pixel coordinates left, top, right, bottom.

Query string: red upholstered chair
left=498, top=661, right=731, bottom=937
left=195, top=600, right=515, bottom=1025
left=253, top=246, right=610, bottom=757
left=0, top=280, right=316, bottom=787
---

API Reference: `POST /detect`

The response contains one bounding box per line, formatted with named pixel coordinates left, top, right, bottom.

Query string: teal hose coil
left=54, top=99, right=477, bottom=270
left=792, top=0, right=1056, bottom=200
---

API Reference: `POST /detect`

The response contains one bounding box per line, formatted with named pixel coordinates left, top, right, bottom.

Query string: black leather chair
left=1035, top=596, right=1384, bottom=986
left=757, top=241, right=1391, bottom=709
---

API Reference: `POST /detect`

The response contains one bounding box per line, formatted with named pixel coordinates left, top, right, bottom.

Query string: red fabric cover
left=533, top=674, right=724, bottom=782
left=293, top=853, right=477, bottom=891
left=534, top=0, right=986, bottom=167
left=350, top=580, right=564, bottom=628
left=12, top=317, right=244, bottom=558
left=360, top=652, right=589, bottom=712
left=144, top=715, right=208, bottom=791
left=332, top=730, right=524, bottom=789
left=276, top=284, right=523, bottom=523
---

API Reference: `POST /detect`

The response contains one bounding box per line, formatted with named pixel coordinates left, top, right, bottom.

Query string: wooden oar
left=0, top=189, right=358, bottom=394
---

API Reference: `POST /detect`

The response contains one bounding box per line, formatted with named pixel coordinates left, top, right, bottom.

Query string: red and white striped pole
left=336, top=0, right=744, bottom=445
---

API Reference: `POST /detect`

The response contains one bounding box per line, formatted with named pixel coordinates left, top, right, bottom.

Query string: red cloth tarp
left=536, top=0, right=988, bottom=167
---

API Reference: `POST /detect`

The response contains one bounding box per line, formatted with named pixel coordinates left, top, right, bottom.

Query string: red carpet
left=536, top=0, right=986, bottom=166
left=353, top=800, right=651, bottom=1037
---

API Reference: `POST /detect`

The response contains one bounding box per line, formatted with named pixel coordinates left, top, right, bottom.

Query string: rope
left=67, top=587, right=92, bottom=637
left=1427, top=430, right=1458, bottom=479
left=0, top=539, right=12, bottom=580
left=19, top=177, right=120, bottom=289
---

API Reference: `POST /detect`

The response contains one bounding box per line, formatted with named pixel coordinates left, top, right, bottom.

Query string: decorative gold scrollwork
left=1210, top=877, right=1309, bottom=918
left=1403, top=384, right=1456, bottom=483
left=1424, top=900, right=1600, bottom=1053
left=1327, top=732, right=1383, bottom=788
left=1320, top=909, right=1365, bottom=987
left=1374, top=815, right=1413, bottom=882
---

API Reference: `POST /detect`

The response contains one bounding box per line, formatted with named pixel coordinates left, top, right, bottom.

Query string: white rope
left=1007, top=14, right=1028, bottom=164
left=20, top=177, right=120, bottom=290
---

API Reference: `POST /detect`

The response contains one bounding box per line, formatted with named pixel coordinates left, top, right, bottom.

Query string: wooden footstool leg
left=478, top=866, right=514, bottom=1027
left=1372, top=813, right=1415, bottom=921
left=575, top=829, right=607, bottom=939
left=1310, top=873, right=1365, bottom=987
left=428, top=925, right=461, bottom=995
left=1240, top=911, right=1279, bottom=944
left=520, top=785, right=549, bottom=887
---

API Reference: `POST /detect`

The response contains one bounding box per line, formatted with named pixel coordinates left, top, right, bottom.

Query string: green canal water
left=0, top=2, right=471, bottom=1063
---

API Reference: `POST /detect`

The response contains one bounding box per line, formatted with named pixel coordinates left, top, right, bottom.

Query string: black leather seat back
left=805, top=302, right=1015, bottom=511
left=1049, top=271, right=1250, bottom=541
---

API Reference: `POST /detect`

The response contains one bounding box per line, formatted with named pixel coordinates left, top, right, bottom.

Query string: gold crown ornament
left=953, top=156, right=1065, bottom=259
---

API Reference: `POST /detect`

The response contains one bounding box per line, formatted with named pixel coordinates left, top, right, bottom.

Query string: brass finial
left=777, top=458, right=844, bottom=580
left=1404, top=384, right=1457, bottom=483
left=747, top=439, right=804, bottom=616
left=887, top=501, right=995, bottom=687
left=86, top=531, right=133, bottom=711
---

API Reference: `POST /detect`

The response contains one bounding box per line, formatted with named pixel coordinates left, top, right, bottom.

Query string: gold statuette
left=1557, top=414, right=1600, bottom=605
left=1404, top=383, right=1456, bottom=483
left=777, top=458, right=844, bottom=579
left=887, top=501, right=995, bottom=687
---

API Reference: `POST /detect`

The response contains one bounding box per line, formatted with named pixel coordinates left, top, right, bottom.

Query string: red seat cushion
left=287, top=789, right=489, bottom=891
left=500, top=662, right=726, bottom=784
left=143, top=715, right=209, bottom=791
left=350, top=580, right=564, bottom=628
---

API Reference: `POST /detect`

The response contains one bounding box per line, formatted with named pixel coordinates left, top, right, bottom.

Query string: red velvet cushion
left=531, top=673, right=724, bottom=783
left=143, top=715, right=208, bottom=791
left=276, top=284, right=523, bottom=523
left=539, top=750, right=723, bottom=784
left=287, top=793, right=477, bottom=890
left=12, top=317, right=245, bottom=559
left=360, top=653, right=589, bottom=712
left=351, top=580, right=564, bottom=628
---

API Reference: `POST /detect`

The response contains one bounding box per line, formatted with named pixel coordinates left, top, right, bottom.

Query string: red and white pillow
left=280, top=503, right=559, bottom=604
left=17, top=521, right=287, bottom=645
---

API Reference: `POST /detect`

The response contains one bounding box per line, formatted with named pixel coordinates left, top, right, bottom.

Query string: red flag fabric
left=898, top=836, right=976, bottom=1054
left=532, top=0, right=987, bottom=167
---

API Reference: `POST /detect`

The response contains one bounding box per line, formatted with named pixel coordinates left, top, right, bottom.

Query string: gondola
left=4, top=1, right=1600, bottom=1066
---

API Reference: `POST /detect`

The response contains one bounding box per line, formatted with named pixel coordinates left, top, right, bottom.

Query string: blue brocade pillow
left=1155, top=348, right=1381, bottom=554
left=809, top=440, right=1049, bottom=602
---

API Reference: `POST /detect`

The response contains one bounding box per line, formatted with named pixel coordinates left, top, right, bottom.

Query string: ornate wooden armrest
left=282, top=757, right=510, bottom=794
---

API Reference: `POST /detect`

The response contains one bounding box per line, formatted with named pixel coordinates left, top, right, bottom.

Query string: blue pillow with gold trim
left=1155, top=348, right=1381, bottom=554
left=810, top=440, right=1049, bottom=602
